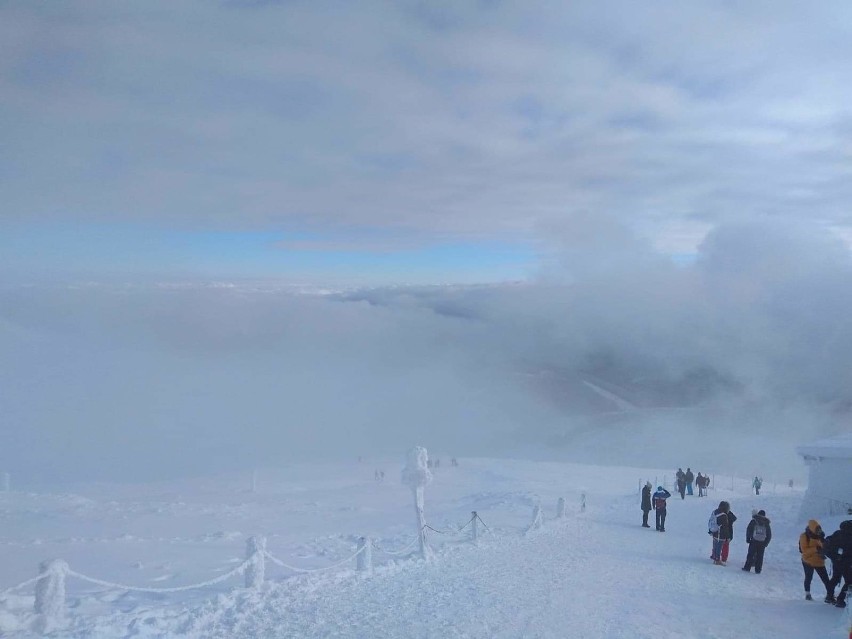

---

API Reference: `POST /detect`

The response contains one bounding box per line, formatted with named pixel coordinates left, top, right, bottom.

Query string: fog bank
left=2, top=219, right=850, bottom=484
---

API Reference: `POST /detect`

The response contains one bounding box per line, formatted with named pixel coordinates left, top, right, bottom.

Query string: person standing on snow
left=752, top=476, right=762, bottom=495
left=641, top=481, right=653, bottom=528
left=721, top=504, right=737, bottom=564
left=710, top=501, right=731, bottom=565
left=823, top=520, right=852, bottom=608
left=652, top=485, right=672, bottom=532
left=742, top=509, right=771, bottom=573
left=685, top=468, right=695, bottom=496
left=675, top=468, right=686, bottom=499
left=799, top=519, right=832, bottom=601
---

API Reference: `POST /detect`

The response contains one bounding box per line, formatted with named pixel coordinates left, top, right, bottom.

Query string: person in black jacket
left=742, top=509, right=771, bottom=573
left=824, top=520, right=852, bottom=608
left=721, top=505, right=737, bottom=564
left=640, top=481, right=652, bottom=528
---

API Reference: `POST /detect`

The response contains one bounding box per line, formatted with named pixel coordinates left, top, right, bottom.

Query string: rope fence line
left=371, top=535, right=421, bottom=556
left=0, top=495, right=568, bottom=636
left=0, top=572, right=51, bottom=599
left=65, top=560, right=252, bottom=594
left=263, top=546, right=366, bottom=574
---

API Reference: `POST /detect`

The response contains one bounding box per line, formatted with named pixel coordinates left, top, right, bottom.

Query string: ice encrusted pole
left=34, top=559, right=68, bottom=634
left=401, top=446, right=433, bottom=560
left=244, top=536, right=266, bottom=589
left=2, top=472, right=9, bottom=492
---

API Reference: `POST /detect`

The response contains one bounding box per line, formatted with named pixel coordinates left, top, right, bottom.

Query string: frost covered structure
left=401, top=446, right=433, bottom=559
left=797, top=433, right=852, bottom=518
left=34, top=559, right=68, bottom=634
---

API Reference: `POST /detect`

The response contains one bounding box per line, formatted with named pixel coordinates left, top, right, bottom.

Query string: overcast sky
left=2, top=0, right=852, bottom=282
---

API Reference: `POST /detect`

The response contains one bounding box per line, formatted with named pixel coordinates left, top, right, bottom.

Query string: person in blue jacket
left=652, top=486, right=672, bottom=532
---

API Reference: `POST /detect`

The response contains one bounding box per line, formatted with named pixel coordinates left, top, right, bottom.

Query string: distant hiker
left=742, top=509, right=771, bottom=574
left=380, top=470, right=385, bottom=480
left=799, top=519, right=832, bottom=601
left=427, top=459, right=433, bottom=469
left=375, top=469, right=380, bottom=481
left=823, top=520, right=852, bottom=608
left=652, top=486, right=672, bottom=532
left=752, top=476, right=762, bottom=495
left=685, top=468, right=695, bottom=496
left=696, top=473, right=707, bottom=497
left=641, top=481, right=653, bottom=528
left=675, top=468, right=686, bottom=499
left=451, top=457, right=459, bottom=467
left=710, top=501, right=732, bottom=565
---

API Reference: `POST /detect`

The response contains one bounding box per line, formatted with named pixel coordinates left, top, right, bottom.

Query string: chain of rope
left=65, top=559, right=252, bottom=594
left=262, top=545, right=365, bottom=574
left=0, top=572, right=52, bottom=599
left=371, top=535, right=421, bottom=556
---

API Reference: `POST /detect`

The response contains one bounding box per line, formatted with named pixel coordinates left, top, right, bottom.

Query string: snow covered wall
left=798, top=433, right=852, bottom=519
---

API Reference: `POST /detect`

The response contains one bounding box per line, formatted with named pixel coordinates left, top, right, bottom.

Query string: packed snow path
left=184, top=494, right=847, bottom=638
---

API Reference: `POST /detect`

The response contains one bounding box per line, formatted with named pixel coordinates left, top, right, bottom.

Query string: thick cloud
left=2, top=218, right=850, bottom=483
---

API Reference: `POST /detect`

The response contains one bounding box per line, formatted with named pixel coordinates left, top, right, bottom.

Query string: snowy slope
left=1, top=459, right=850, bottom=638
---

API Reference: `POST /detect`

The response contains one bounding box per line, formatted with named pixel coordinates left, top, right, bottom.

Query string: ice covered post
left=401, top=446, right=433, bottom=560
left=2, top=472, right=9, bottom=492
left=357, top=537, right=372, bottom=572
left=580, top=491, right=586, bottom=513
left=244, top=535, right=266, bottom=589
left=251, top=469, right=258, bottom=493
left=471, top=511, right=479, bottom=544
left=527, top=504, right=543, bottom=534
left=34, top=559, right=68, bottom=634
left=556, top=497, right=566, bottom=519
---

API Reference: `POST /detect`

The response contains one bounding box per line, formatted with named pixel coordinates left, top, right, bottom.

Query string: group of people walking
left=674, top=467, right=710, bottom=498
left=639, top=484, right=851, bottom=610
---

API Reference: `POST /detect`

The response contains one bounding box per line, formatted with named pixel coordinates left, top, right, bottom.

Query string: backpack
left=654, top=496, right=666, bottom=510
left=708, top=510, right=721, bottom=534
left=752, top=522, right=767, bottom=543
left=822, top=534, right=840, bottom=561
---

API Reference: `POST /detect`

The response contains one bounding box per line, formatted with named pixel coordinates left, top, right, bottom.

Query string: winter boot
left=825, top=594, right=836, bottom=604
left=805, top=592, right=812, bottom=601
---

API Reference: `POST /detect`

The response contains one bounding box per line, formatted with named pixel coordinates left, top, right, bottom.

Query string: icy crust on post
left=401, top=446, right=432, bottom=489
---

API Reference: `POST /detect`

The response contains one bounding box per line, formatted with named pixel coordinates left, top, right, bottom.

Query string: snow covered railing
left=0, top=539, right=264, bottom=633
left=0, top=483, right=568, bottom=635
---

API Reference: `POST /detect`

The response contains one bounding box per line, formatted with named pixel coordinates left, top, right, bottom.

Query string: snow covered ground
left=1, top=457, right=850, bottom=638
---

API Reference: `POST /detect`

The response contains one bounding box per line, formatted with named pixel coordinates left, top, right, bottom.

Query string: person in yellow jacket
left=799, top=519, right=832, bottom=601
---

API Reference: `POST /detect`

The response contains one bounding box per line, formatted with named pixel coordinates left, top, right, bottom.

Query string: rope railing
left=371, top=535, right=421, bottom=556
left=0, top=496, right=560, bottom=636
left=263, top=545, right=366, bottom=574
left=65, top=560, right=252, bottom=594
left=0, top=572, right=51, bottom=599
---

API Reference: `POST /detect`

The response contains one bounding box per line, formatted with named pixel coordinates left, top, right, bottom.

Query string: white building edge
left=797, top=432, right=852, bottom=519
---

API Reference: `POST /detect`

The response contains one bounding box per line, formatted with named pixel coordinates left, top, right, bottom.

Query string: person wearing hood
left=685, top=468, right=694, bottom=496
left=799, top=519, right=832, bottom=601
left=710, top=501, right=735, bottom=565
left=652, top=485, right=672, bottom=532
left=640, top=481, right=653, bottom=528
left=823, top=520, right=852, bottom=608
left=742, top=509, right=771, bottom=573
